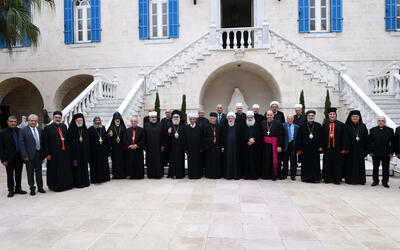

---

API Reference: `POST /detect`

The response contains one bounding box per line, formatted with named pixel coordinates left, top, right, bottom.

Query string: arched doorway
left=199, top=61, right=281, bottom=115
left=0, top=78, right=45, bottom=128
left=54, top=74, right=94, bottom=110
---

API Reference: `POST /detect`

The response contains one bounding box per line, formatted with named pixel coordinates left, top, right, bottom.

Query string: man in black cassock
left=267, top=101, right=285, bottom=124
left=369, top=116, right=394, bottom=188
left=396, top=125, right=400, bottom=160
left=43, top=111, right=74, bottom=191
left=144, top=111, right=167, bottom=178
left=320, top=108, right=347, bottom=184
left=0, top=116, right=27, bottom=197
left=221, top=112, right=241, bottom=179
left=235, top=103, right=247, bottom=126
left=184, top=113, right=204, bottom=179
left=67, top=113, right=90, bottom=188
left=252, top=104, right=265, bottom=123
left=242, top=111, right=262, bottom=180
left=296, top=110, right=323, bottom=183
left=203, top=112, right=222, bottom=179
left=143, top=108, right=160, bottom=127
left=261, top=110, right=284, bottom=180
left=124, top=116, right=145, bottom=179
left=294, top=104, right=306, bottom=126
left=197, top=110, right=210, bottom=128
left=161, top=109, right=172, bottom=169
left=88, top=117, right=110, bottom=184
left=107, top=112, right=126, bottom=179
left=166, top=110, right=186, bottom=179
left=343, top=110, right=369, bottom=185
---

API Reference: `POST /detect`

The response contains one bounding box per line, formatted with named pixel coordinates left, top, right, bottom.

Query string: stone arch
left=199, top=61, right=281, bottom=114
left=0, top=77, right=45, bottom=127
left=54, top=74, right=94, bottom=110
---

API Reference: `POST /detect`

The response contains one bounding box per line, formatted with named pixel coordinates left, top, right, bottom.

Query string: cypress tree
left=324, top=89, right=331, bottom=124
left=154, top=92, right=160, bottom=119
left=180, top=94, right=187, bottom=124
left=299, top=90, right=305, bottom=114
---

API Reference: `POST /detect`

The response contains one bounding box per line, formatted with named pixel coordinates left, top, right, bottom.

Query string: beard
left=172, top=118, right=180, bottom=125
left=114, top=122, right=120, bottom=126
left=94, top=124, right=102, bottom=129
left=76, top=123, right=83, bottom=127
left=307, top=118, right=314, bottom=123
left=246, top=119, right=255, bottom=127
left=150, top=120, right=157, bottom=124
left=54, top=121, right=61, bottom=125
left=228, top=121, right=235, bottom=127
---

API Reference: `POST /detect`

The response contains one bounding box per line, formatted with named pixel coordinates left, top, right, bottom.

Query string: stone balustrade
left=368, top=62, right=400, bottom=97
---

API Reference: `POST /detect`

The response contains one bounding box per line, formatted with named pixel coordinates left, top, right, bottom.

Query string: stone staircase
left=369, top=96, right=400, bottom=125
left=84, top=98, right=124, bottom=127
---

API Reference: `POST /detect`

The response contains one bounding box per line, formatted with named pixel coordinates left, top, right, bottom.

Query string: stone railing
left=62, top=69, right=118, bottom=125
left=216, top=27, right=263, bottom=50
left=144, top=33, right=210, bottom=94
left=267, top=29, right=396, bottom=129
left=105, top=76, right=145, bottom=129
left=368, top=62, right=400, bottom=97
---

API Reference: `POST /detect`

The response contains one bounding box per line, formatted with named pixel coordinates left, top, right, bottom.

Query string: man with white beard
left=242, top=111, right=262, bottom=179
left=221, top=112, right=242, bottom=179
left=166, top=110, right=186, bottom=179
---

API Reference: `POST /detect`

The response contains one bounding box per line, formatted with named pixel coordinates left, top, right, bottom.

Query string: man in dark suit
left=369, top=116, right=394, bottom=188
left=216, top=104, right=227, bottom=125
left=395, top=125, right=400, bottom=160
left=282, top=115, right=300, bottom=180
left=19, top=114, right=45, bottom=195
left=293, top=104, right=306, bottom=126
left=0, top=116, right=27, bottom=197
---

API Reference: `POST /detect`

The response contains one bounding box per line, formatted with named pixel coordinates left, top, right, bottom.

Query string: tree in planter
left=323, top=89, right=331, bottom=124
left=180, top=94, right=187, bottom=124
left=299, top=90, right=305, bottom=114
left=154, top=92, right=160, bottom=119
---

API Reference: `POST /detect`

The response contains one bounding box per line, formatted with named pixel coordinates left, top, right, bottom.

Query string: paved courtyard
left=1, top=170, right=400, bottom=250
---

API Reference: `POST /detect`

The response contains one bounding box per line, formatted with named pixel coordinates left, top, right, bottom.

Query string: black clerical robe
left=296, top=122, right=322, bottom=183
left=320, top=121, right=346, bottom=184
left=144, top=122, right=167, bottom=178
left=260, top=120, right=284, bottom=180
left=161, top=117, right=172, bottom=168
left=343, top=122, right=369, bottom=185
left=395, top=126, right=400, bottom=156
left=203, top=123, right=222, bottom=179
left=43, top=123, right=73, bottom=191
left=123, top=126, right=145, bottom=179
left=254, top=114, right=265, bottom=123
left=294, top=114, right=306, bottom=126
left=221, top=123, right=242, bottom=179
left=184, top=124, right=204, bottom=179
left=107, top=125, right=126, bottom=179
left=167, top=123, right=186, bottom=179
left=88, top=126, right=110, bottom=184
left=243, top=123, right=262, bottom=180
left=67, top=127, right=90, bottom=188
left=235, top=113, right=247, bottom=126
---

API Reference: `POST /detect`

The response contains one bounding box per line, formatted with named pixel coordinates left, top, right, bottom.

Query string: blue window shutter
left=139, top=0, right=149, bottom=39
left=64, top=0, right=74, bottom=44
left=91, top=0, right=101, bottom=42
left=22, top=0, right=31, bottom=47
left=168, top=0, right=179, bottom=38
left=0, top=11, right=7, bottom=48
left=330, top=0, right=343, bottom=32
left=385, top=0, right=396, bottom=31
left=298, top=0, right=310, bottom=33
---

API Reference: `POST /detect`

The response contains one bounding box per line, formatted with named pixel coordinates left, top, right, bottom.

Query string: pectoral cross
left=99, top=137, right=103, bottom=144
left=267, top=131, right=270, bottom=136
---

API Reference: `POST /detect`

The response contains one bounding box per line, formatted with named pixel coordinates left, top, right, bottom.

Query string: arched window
left=64, top=0, right=101, bottom=44
left=75, top=0, right=91, bottom=42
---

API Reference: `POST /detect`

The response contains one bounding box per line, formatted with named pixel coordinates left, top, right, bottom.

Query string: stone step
left=374, top=104, right=400, bottom=109
left=369, top=95, right=397, bottom=100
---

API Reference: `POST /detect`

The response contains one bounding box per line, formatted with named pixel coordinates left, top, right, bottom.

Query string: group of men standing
left=1, top=101, right=400, bottom=198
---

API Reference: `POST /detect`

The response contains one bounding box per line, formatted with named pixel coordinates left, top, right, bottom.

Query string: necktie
left=12, top=130, right=20, bottom=152
left=33, top=128, right=40, bottom=150
left=218, top=114, right=221, bottom=123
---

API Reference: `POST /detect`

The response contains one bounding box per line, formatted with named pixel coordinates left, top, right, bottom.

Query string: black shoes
left=14, top=189, right=27, bottom=195
left=38, top=188, right=46, bottom=193
left=291, top=177, right=296, bottom=181
left=383, top=183, right=390, bottom=188
left=7, top=191, right=14, bottom=197
left=30, top=190, right=36, bottom=196
left=371, top=182, right=379, bottom=186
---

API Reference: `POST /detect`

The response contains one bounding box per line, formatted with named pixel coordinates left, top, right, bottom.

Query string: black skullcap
left=209, top=112, right=218, bottom=117
left=327, top=107, right=337, bottom=113
left=53, top=111, right=62, bottom=116
left=306, top=110, right=316, bottom=116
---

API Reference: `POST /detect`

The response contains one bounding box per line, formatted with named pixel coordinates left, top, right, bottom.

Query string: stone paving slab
left=1, top=170, right=400, bottom=250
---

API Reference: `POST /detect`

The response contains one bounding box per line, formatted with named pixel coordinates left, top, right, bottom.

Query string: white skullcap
left=227, top=112, right=236, bottom=119
left=188, top=113, right=198, bottom=119
left=235, top=103, right=243, bottom=108
left=149, top=111, right=157, bottom=117
left=270, top=101, right=280, bottom=107
left=246, top=111, right=254, bottom=117
left=252, top=104, right=260, bottom=109
left=294, top=104, right=303, bottom=109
